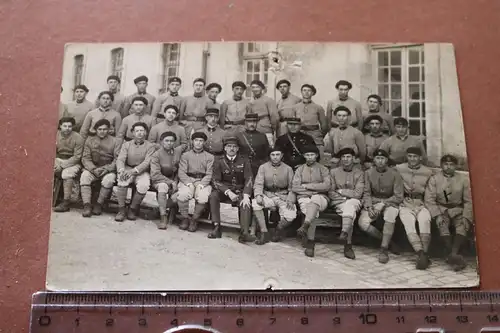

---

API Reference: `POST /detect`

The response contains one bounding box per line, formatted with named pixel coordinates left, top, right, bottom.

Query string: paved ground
left=46, top=193, right=479, bottom=291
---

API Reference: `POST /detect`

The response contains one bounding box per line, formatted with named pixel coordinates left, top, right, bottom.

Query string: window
left=375, top=46, right=426, bottom=137
left=110, top=48, right=124, bottom=83
left=73, top=54, right=84, bottom=87
left=161, top=43, right=181, bottom=93
left=243, top=43, right=270, bottom=97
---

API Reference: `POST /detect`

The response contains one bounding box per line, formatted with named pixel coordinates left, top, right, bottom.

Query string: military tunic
left=277, top=94, right=301, bottom=136
left=94, top=91, right=126, bottom=119
left=180, top=95, right=211, bottom=132
left=326, top=97, right=363, bottom=130
left=116, top=140, right=156, bottom=193
left=292, top=162, right=331, bottom=213
left=151, top=93, right=185, bottom=124
left=150, top=148, right=182, bottom=187
left=123, top=92, right=156, bottom=116
left=55, top=131, right=84, bottom=180
left=147, top=121, right=188, bottom=151
left=80, top=108, right=122, bottom=141
left=64, top=99, right=94, bottom=132
left=177, top=150, right=214, bottom=187
left=195, top=125, right=226, bottom=156
left=325, top=125, right=367, bottom=162
left=328, top=167, right=365, bottom=206
left=117, top=113, right=155, bottom=142
left=292, top=101, right=328, bottom=145
left=365, top=132, right=390, bottom=161
left=219, top=97, right=251, bottom=133
left=80, top=135, right=120, bottom=187
left=361, top=110, right=395, bottom=135
left=249, top=95, right=279, bottom=134
left=235, top=129, right=270, bottom=176
left=379, top=134, right=428, bottom=165
left=363, top=168, right=404, bottom=208
left=274, top=132, right=316, bottom=170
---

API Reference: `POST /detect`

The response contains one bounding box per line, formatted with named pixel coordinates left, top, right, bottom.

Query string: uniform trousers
left=298, top=194, right=329, bottom=240
left=435, top=206, right=470, bottom=237
left=117, top=169, right=150, bottom=194
left=171, top=182, right=212, bottom=218
left=252, top=194, right=297, bottom=228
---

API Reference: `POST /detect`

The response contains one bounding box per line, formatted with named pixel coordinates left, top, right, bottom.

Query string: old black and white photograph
left=47, top=42, right=479, bottom=290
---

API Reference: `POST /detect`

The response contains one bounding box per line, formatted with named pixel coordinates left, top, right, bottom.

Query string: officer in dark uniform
left=274, top=117, right=317, bottom=170
left=235, top=113, right=270, bottom=177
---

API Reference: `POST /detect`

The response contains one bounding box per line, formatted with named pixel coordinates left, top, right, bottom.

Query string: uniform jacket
left=82, top=135, right=120, bottom=172
left=212, top=154, right=253, bottom=195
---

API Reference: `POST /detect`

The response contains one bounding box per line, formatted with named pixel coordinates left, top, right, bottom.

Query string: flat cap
left=232, top=81, right=247, bottom=90
left=134, top=75, right=149, bottom=84
left=333, top=105, right=352, bottom=115
left=335, top=80, right=352, bottom=89
left=250, top=79, right=265, bottom=90
left=107, top=75, right=121, bottom=83
left=406, top=147, right=423, bottom=156
left=131, top=96, right=149, bottom=106
left=302, top=145, right=320, bottom=155
left=191, top=131, right=208, bottom=141
left=276, top=79, right=291, bottom=89
left=206, top=82, right=222, bottom=93
left=93, top=118, right=111, bottom=130
left=159, top=131, right=177, bottom=142
left=336, top=147, right=357, bottom=158
left=441, top=154, right=458, bottom=164
left=301, top=84, right=317, bottom=95
left=74, top=84, right=89, bottom=93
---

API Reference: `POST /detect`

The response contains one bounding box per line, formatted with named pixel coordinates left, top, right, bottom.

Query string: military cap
left=373, top=149, right=389, bottom=159
left=250, top=79, right=266, bottom=90
left=245, top=113, right=259, bottom=121
left=269, top=146, right=284, bottom=154
left=406, top=147, right=423, bottom=156
left=168, top=77, right=182, bottom=84
left=223, top=136, right=239, bottom=146
left=367, top=94, right=383, bottom=105
left=335, top=147, right=357, bottom=158
left=335, top=80, right=352, bottom=89
left=163, top=104, right=179, bottom=113
left=276, top=79, right=291, bottom=89
left=74, top=84, right=89, bottom=93
left=131, top=121, right=149, bottom=132
left=134, top=75, right=149, bottom=84
left=302, top=145, right=320, bottom=155
left=232, top=81, right=247, bottom=90
left=301, top=84, right=317, bottom=95
left=98, top=91, right=115, bottom=102
left=191, top=131, right=207, bottom=141
left=59, top=117, right=76, bottom=127
left=131, top=96, right=149, bottom=106
left=193, top=77, right=206, bottom=85
left=394, top=117, right=409, bottom=127
left=333, top=105, right=352, bottom=115
left=205, top=108, right=220, bottom=116
left=160, top=131, right=177, bottom=142
left=206, top=82, right=222, bottom=93
left=441, top=154, right=458, bottom=164
left=93, top=118, right=111, bottom=130
left=365, top=114, right=384, bottom=124
left=285, top=117, right=301, bottom=124
left=107, top=75, right=121, bottom=83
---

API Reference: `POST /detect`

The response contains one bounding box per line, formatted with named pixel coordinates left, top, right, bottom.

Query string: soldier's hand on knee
left=240, top=194, right=251, bottom=208
left=368, top=207, right=377, bottom=219
left=228, top=191, right=239, bottom=202
left=255, top=195, right=263, bottom=205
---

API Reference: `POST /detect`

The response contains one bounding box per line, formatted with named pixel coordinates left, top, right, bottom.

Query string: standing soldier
left=173, top=132, right=214, bottom=232
left=64, top=85, right=94, bottom=132
left=151, top=77, right=185, bottom=125
left=80, top=119, right=120, bottom=217
left=194, top=108, right=226, bottom=157
left=325, top=106, right=366, bottom=168
left=364, top=114, right=390, bottom=169
left=424, top=154, right=473, bottom=272
left=150, top=131, right=183, bottom=230
left=114, top=122, right=156, bottom=222
left=248, top=79, right=279, bottom=147
left=328, top=148, right=364, bottom=260
left=379, top=117, right=427, bottom=165
left=148, top=105, right=188, bottom=151
left=274, top=117, right=317, bottom=171
left=53, top=117, right=84, bottom=212
left=361, top=94, right=394, bottom=135
left=208, top=136, right=253, bottom=242
left=206, top=83, right=222, bottom=110
left=220, top=81, right=250, bottom=134
left=80, top=91, right=122, bottom=141
left=116, top=97, right=154, bottom=143
left=293, top=145, right=331, bottom=257
left=235, top=113, right=270, bottom=177
left=180, top=78, right=211, bottom=137
left=397, top=147, right=434, bottom=270
left=292, top=84, right=328, bottom=161
left=95, top=75, right=126, bottom=119
left=326, top=80, right=363, bottom=130
left=123, top=75, right=156, bottom=116
left=358, top=149, right=404, bottom=264
left=253, top=147, right=297, bottom=244
left=276, top=79, right=301, bottom=137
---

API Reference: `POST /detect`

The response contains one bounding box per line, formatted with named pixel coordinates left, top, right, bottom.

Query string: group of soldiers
left=55, top=74, right=473, bottom=273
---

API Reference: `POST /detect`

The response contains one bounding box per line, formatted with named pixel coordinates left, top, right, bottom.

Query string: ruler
left=30, top=290, right=500, bottom=333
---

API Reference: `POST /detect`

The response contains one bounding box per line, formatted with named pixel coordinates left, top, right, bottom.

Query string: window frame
left=110, top=47, right=125, bottom=90
left=73, top=54, right=84, bottom=88
left=242, top=43, right=270, bottom=97
left=160, top=43, right=181, bottom=93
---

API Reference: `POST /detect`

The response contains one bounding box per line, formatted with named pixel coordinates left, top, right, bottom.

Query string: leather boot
left=94, top=187, right=112, bottom=215
left=54, top=200, right=70, bottom=212
left=296, top=222, right=310, bottom=239
left=238, top=232, right=256, bottom=244
left=92, top=203, right=103, bottom=215
left=115, top=207, right=127, bottom=222
left=255, top=232, right=270, bottom=245
left=188, top=203, right=205, bottom=232
left=82, top=203, right=92, bottom=218
left=388, top=241, right=401, bottom=255
left=304, top=240, right=315, bottom=257
left=115, top=187, right=128, bottom=222
left=416, top=250, right=430, bottom=270
left=167, top=205, right=178, bottom=225
left=344, top=244, right=356, bottom=260
left=442, top=235, right=453, bottom=257
left=271, top=227, right=285, bottom=242
left=179, top=218, right=190, bottom=230
left=208, top=222, right=222, bottom=239
left=378, top=248, right=390, bottom=264
left=127, top=192, right=146, bottom=220
left=158, top=215, right=168, bottom=230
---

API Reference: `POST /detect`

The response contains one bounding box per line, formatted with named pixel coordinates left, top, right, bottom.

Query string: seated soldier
left=328, top=148, right=364, bottom=260
left=115, top=122, right=156, bottom=222
left=359, top=149, right=404, bottom=264
left=252, top=147, right=297, bottom=245
left=397, top=147, right=434, bottom=270
left=195, top=108, right=226, bottom=156
left=173, top=132, right=214, bottom=232
left=148, top=104, right=188, bottom=151
left=292, top=145, right=331, bottom=258
left=80, top=119, right=121, bottom=217
left=209, top=136, right=253, bottom=242
left=150, top=131, right=183, bottom=230
left=424, top=154, right=473, bottom=272
left=116, top=96, right=154, bottom=143
left=53, top=117, right=84, bottom=212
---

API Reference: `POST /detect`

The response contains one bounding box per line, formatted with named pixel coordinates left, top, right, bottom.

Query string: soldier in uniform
left=80, top=119, right=120, bottom=217
left=206, top=83, right=222, bottom=110
left=148, top=105, right=188, bottom=151
left=150, top=131, right=183, bottom=230
left=397, top=147, right=434, bottom=270
left=276, top=79, right=301, bottom=137
left=274, top=117, right=317, bottom=171
left=248, top=79, right=279, bottom=147
left=80, top=91, right=122, bottom=141
left=328, top=148, right=365, bottom=260
left=424, top=154, right=473, bottom=271
left=173, top=132, right=214, bottom=232
left=325, top=106, right=366, bottom=168
left=235, top=113, right=270, bottom=177
left=379, top=117, right=427, bottom=165
left=94, top=75, right=126, bottom=119
left=219, top=81, right=251, bottom=135
left=253, top=147, right=297, bottom=244
left=293, top=145, right=331, bottom=257
left=358, top=149, right=404, bottom=264
left=361, top=94, right=394, bottom=135
left=364, top=114, right=390, bottom=169
left=194, top=108, right=226, bottom=156
left=292, top=84, right=328, bottom=161
left=53, top=117, right=84, bottom=212
left=123, top=75, right=156, bottom=116
left=209, top=136, right=253, bottom=242
left=117, top=96, right=154, bottom=143
left=180, top=78, right=211, bottom=136
left=151, top=77, right=185, bottom=125
left=114, top=122, right=156, bottom=222
left=64, top=84, right=94, bottom=132
left=326, top=80, right=363, bottom=130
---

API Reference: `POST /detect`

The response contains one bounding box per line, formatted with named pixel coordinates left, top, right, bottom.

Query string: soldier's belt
left=265, top=187, right=288, bottom=193
left=404, top=193, right=424, bottom=200
left=440, top=203, right=461, bottom=209
left=225, top=120, right=245, bottom=125
left=301, top=124, right=320, bottom=131
left=185, top=116, right=206, bottom=122
left=187, top=172, right=206, bottom=179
